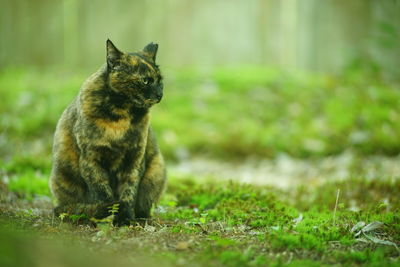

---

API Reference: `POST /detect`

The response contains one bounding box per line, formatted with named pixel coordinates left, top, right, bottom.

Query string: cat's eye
left=142, top=77, right=154, bottom=85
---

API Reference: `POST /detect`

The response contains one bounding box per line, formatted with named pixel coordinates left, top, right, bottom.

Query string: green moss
left=1, top=177, right=399, bottom=266
left=281, top=259, right=323, bottom=267
left=333, top=248, right=398, bottom=266
left=269, top=231, right=325, bottom=252
left=217, top=250, right=254, bottom=267
left=7, top=170, right=50, bottom=199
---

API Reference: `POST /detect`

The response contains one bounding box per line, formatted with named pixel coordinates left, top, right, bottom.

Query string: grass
left=0, top=176, right=399, bottom=266
left=0, top=65, right=399, bottom=266
left=0, top=66, right=400, bottom=162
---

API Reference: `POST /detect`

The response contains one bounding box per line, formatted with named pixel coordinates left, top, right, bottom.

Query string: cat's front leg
left=79, top=149, right=114, bottom=203
left=114, top=171, right=141, bottom=225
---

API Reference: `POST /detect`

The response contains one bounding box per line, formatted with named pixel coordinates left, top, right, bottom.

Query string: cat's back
left=56, top=67, right=106, bottom=134
left=52, top=97, right=79, bottom=161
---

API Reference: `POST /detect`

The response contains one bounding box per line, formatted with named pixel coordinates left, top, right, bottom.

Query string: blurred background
left=0, top=0, right=400, bottom=192
left=1, top=0, right=400, bottom=74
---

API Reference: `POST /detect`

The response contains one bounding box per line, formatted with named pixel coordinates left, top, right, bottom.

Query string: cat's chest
left=94, top=118, right=131, bottom=141
left=94, top=126, right=148, bottom=172
left=97, top=143, right=139, bottom=173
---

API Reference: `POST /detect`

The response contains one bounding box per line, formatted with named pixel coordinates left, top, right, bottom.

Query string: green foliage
left=90, top=203, right=120, bottom=225
left=59, top=212, right=89, bottom=225
left=156, top=66, right=400, bottom=159
left=333, top=248, right=394, bottom=266
left=162, top=178, right=298, bottom=228
left=1, top=155, right=51, bottom=174
left=1, top=155, right=51, bottom=199
left=0, top=177, right=399, bottom=266
left=158, top=177, right=400, bottom=266
left=270, top=231, right=324, bottom=251
left=213, top=249, right=258, bottom=267
left=292, top=177, right=400, bottom=211
left=1, top=67, right=400, bottom=163
left=0, top=66, right=399, bottom=266
left=7, top=170, right=50, bottom=199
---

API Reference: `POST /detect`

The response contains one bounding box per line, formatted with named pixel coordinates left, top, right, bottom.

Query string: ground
left=1, top=175, right=399, bottom=266
left=0, top=66, right=399, bottom=266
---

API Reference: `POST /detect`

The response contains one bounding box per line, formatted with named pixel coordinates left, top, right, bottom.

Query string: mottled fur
left=50, top=40, right=166, bottom=225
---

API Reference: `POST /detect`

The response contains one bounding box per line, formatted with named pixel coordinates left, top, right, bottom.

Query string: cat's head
left=105, top=39, right=163, bottom=108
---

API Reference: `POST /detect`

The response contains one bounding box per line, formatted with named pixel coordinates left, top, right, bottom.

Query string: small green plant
left=109, top=203, right=120, bottom=218
left=59, top=212, right=68, bottom=222
left=90, top=203, right=120, bottom=226
left=58, top=212, right=89, bottom=225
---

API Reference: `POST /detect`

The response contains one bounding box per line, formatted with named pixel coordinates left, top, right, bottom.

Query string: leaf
left=364, top=234, right=400, bottom=252
left=144, top=225, right=156, bottom=232
left=96, top=230, right=105, bottom=238
left=351, top=221, right=365, bottom=233
left=361, top=221, right=384, bottom=233
left=354, top=221, right=384, bottom=237
left=59, top=213, right=68, bottom=221
left=292, top=213, right=303, bottom=226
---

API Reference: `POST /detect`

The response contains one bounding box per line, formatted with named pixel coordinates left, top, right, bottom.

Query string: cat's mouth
left=132, top=98, right=160, bottom=108
left=145, top=99, right=160, bottom=104
left=142, top=99, right=159, bottom=107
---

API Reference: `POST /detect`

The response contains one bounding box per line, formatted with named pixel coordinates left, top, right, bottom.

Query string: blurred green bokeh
left=0, top=0, right=399, bottom=163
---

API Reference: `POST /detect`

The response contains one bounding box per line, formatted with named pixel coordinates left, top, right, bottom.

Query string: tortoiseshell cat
left=50, top=40, right=166, bottom=225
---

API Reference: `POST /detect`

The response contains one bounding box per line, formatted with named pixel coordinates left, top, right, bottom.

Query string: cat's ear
left=106, top=39, right=122, bottom=68
left=143, top=42, right=158, bottom=62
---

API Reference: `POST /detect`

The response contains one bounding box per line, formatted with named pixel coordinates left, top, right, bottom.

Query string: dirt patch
left=170, top=152, right=400, bottom=188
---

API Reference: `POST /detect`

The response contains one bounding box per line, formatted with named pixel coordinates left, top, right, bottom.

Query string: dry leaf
left=361, top=221, right=384, bottom=233
left=293, top=213, right=303, bottom=226
left=350, top=221, right=365, bottom=233
left=364, top=234, right=399, bottom=252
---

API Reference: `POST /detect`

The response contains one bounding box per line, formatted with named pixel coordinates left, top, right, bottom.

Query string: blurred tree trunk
left=0, top=0, right=398, bottom=75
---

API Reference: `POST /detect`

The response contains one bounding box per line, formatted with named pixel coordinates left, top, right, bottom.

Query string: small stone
left=176, top=241, right=189, bottom=250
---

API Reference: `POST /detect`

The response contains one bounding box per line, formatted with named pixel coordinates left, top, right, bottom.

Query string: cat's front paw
left=113, top=201, right=135, bottom=226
